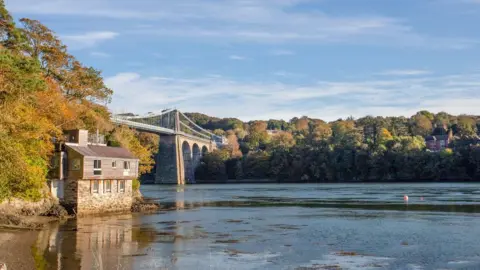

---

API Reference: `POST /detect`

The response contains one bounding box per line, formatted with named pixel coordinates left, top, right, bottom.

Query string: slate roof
left=67, top=144, right=137, bottom=159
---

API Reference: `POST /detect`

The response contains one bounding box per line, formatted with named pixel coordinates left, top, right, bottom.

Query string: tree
left=456, top=116, right=477, bottom=137
left=377, top=128, right=393, bottom=145
left=19, top=18, right=113, bottom=132
left=411, top=114, right=433, bottom=137
left=434, top=112, right=451, bottom=127
left=295, top=117, right=309, bottom=131
left=110, top=126, right=155, bottom=175
left=270, top=131, right=296, bottom=149
left=226, top=133, right=242, bottom=158
left=195, top=150, right=229, bottom=182
left=0, top=0, right=24, bottom=50
left=309, top=120, right=332, bottom=142
left=0, top=41, right=55, bottom=200
left=417, top=110, right=434, bottom=121
left=246, top=121, right=269, bottom=150
left=331, top=120, right=362, bottom=147
left=213, top=129, right=226, bottom=136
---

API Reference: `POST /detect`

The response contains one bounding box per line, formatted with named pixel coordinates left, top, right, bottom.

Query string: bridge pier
left=155, top=134, right=215, bottom=185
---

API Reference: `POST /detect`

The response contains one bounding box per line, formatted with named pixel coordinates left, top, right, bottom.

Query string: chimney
left=77, top=130, right=89, bottom=146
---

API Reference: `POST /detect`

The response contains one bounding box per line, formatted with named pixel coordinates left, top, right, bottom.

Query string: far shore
left=142, top=178, right=479, bottom=185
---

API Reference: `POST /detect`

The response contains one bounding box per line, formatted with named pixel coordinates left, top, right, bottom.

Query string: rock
left=40, top=204, right=68, bottom=218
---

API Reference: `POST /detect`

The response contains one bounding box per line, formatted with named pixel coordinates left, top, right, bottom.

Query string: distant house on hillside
left=48, top=129, right=139, bottom=215
left=425, top=134, right=451, bottom=152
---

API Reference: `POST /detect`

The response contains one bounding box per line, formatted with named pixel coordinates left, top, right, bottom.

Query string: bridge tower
left=111, top=109, right=224, bottom=185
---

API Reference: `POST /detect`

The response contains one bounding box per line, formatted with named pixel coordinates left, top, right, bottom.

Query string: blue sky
left=6, top=0, right=480, bottom=121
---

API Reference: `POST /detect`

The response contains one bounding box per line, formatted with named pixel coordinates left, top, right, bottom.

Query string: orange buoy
left=404, top=195, right=409, bottom=201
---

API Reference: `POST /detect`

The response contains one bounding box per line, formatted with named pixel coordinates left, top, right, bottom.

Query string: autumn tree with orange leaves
left=0, top=1, right=153, bottom=200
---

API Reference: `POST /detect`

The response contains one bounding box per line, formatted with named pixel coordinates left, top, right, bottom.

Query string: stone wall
left=155, top=134, right=216, bottom=185
left=75, top=179, right=133, bottom=215
left=63, top=178, right=78, bottom=212
left=155, top=135, right=179, bottom=184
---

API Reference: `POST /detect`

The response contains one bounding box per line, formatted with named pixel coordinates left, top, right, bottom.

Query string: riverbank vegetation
left=0, top=2, right=156, bottom=202
left=193, top=112, right=480, bottom=182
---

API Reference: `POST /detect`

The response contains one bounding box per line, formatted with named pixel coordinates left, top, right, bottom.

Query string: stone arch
left=192, top=144, right=201, bottom=166
left=192, top=144, right=201, bottom=183
left=201, top=145, right=209, bottom=156
left=182, top=141, right=193, bottom=184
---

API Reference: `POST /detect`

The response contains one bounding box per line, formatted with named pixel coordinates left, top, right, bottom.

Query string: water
left=10, top=183, right=480, bottom=269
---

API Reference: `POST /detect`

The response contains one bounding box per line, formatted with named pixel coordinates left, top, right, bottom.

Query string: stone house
left=48, top=129, right=139, bottom=214
left=425, top=135, right=451, bottom=152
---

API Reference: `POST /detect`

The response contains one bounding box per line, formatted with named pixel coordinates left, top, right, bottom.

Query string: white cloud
left=90, top=51, right=111, bottom=58
left=377, top=69, right=432, bottom=76
left=62, top=31, right=118, bottom=49
left=106, top=71, right=480, bottom=121
left=7, top=0, right=477, bottom=49
left=229, top=55, right=247, bottom=60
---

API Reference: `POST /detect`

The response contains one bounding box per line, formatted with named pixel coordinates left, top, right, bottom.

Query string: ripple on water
left=299, top=253, right=392, bottom=270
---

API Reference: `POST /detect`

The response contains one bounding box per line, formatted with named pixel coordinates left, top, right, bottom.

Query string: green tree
left=456, top=116, right=477, bottom=137
left=195, top=149, right=229, bottom=182
left=0, top=0, right=24, bottom=50
left=411, top=114, right=433, bottom=137
left=246, top=121, right=269, bottom=150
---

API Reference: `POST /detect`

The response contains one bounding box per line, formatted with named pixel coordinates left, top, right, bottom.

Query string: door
left=52, top=180, right=58, bottom=198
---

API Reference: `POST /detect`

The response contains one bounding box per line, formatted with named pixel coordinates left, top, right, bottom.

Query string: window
left=119, top=180, right=125, bottom=193
left=104, top=180, right=111, bottom=193
left=72, top=159, right=81, bottom=171
left=91, top=180, right=99, bottom=193
left=123, top=161, right=130, bottom=170
left=112, top=161, right=117, bottom=168
left=93, top=160, right=102, bottom=175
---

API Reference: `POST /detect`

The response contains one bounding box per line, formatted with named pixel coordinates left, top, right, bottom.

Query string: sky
left=5, top=0, right=480, bottom=121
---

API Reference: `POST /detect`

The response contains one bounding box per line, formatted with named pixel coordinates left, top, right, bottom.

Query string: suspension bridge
left=111, top=109, right=227, bottom=185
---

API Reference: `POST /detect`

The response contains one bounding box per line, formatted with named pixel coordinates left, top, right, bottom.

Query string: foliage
left=110, top=126, right=156, bottom=175
left=411, top=114, right=433, bottom=137
left=226, top=132, right=242, bottom=158
left=0, top=44, right=55, bottom=201
left=195, top=150, right=229, bottom=182
left=132, top=178, right=140, bottom=191
left=269, top=131, right=296, bottom=149
left=242, top=151, right=271, bottom=179
left=246, top=121, right=269, bottom=150
left=456, top=115, right=477, bottom=137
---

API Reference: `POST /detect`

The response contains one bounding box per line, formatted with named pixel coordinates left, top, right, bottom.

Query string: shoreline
left=143, top=179, right=479, bottom=185
left=0, top=192, right=161, bottom=230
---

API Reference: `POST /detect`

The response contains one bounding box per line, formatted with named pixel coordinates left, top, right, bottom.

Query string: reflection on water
left=34, top=214, right=140, bottom=269
left=29, top=184, right=480, bottom=269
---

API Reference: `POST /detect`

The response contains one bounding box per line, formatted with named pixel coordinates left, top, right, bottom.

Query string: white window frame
left=119, top=180, right=125, bottom=193
left=91, top=180, right=99, bottom=194
left=123, top=161, right=131, bottom=176
left=104, top=180, right=111, bottom=193
left=93, top=160, right=102, bottom=175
